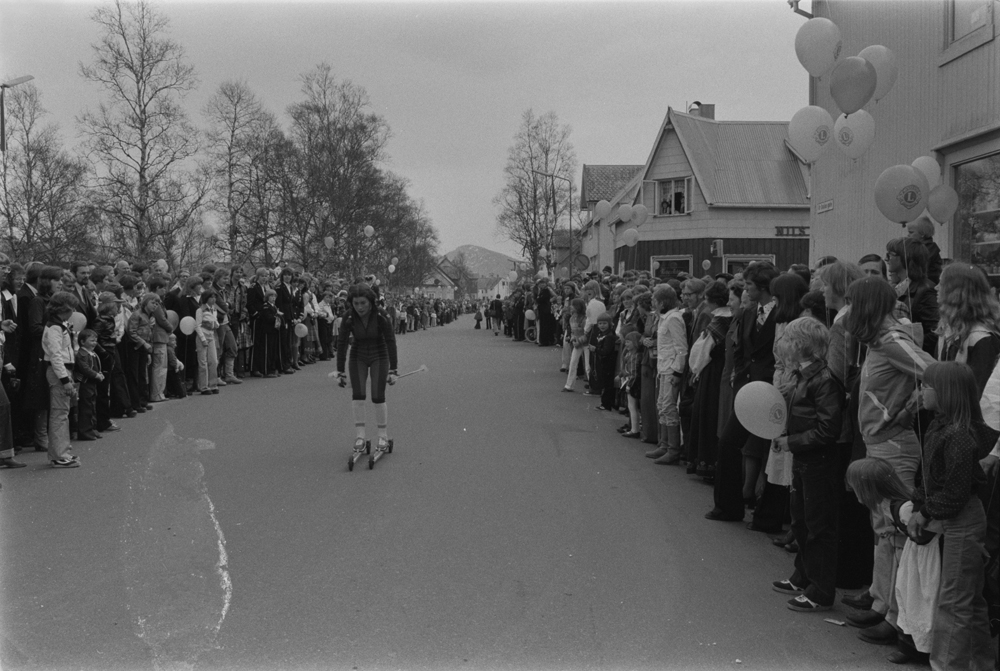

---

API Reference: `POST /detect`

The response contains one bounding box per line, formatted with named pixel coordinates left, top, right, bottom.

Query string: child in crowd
left=165, top=333, right=187, bottom=399
left=769, top=316, right=844, bottom=613
left=42, top=293, right=79, bottom=468
left=196, top=289, right=220, bottom=395
left=908, top=362, right=997, bottom=670
left=561, top=298, right=588, bottom=392
left=316, top=292, right=335, bottom=361
left=618, top=330, right=641, bottom=438
left=74, top=329, right=104, bottom=441
left=906, top=215, right=942, bottom=286
left=590, top=313, right=618, bottom=411
left=94, top=296, right=134, bottom=420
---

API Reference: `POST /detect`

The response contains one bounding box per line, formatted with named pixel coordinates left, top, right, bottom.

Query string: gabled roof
left=579, top=165, right=645, bottom=209
left=638, top=108, right=809, bottom=209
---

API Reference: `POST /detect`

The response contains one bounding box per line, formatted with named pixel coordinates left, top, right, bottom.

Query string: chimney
left=693, top=103, right=715, bottom=119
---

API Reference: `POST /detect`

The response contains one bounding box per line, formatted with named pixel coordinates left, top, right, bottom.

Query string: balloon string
left=899, top=230, right=925, bottom=475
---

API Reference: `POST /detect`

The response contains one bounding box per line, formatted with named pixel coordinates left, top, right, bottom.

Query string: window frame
left=655, top=177, right=693, bottom=217
left=650, top=254, right=694, bottom=281
left=940, top=0, right=995, bottom=66
left=723, top=254, right=776, bottom=277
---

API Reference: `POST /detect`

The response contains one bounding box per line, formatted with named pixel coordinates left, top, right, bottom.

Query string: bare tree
left=78, top=0, right=203, bottom=261
left=494, top=109, right=576, bottom=272
left=0, top=83, right=92, bottom=262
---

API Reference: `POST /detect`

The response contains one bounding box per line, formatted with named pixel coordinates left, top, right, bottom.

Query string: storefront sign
left=775, top=226, right=810, bottom=237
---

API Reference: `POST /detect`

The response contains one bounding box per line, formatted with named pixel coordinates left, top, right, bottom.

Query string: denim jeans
left=865, top=430, right=920, bottom=625
left=45, top=367, right=72, bottom=461
left=656, top=373, right=680, bottom=426
left=149, top=343, right=168, bottom=401
left=196, top=336, right=219, bottom=391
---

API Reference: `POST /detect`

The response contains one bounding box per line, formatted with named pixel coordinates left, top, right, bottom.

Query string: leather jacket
left=785, top=360, right=845, bottom=457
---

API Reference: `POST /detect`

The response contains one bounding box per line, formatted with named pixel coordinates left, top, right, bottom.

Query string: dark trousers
left=752, top=483, right=789, bottom=531
left=77, top=381, right=98, bottom=435
left=597, top=356, right=617, bottom=408
left=788, top=452, right=841, bottom=605
left=166, top=366, right=187, bottom=398
left=111, top=343, right=134, bottom=414
left=125, top=347, right=149, bottom=409
left=713, top=413, right=748, bottom=518
left=318, top=318, right=332, bottom=359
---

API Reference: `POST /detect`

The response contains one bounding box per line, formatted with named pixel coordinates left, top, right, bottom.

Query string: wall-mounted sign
left=775, top=226, right=810, bottom=237
left=816, top=200, right=834, bottom=214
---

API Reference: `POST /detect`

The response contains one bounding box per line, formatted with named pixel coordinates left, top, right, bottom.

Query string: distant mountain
left=443, top=245, right=523, bottom=278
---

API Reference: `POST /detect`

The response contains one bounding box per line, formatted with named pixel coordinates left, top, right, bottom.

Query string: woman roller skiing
left=337, top=283, right=398, bottom=464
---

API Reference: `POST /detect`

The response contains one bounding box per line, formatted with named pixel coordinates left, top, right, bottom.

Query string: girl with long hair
left=935, top=262, right=1000, bottom=397
left=561, top=298, right=587, bottom=392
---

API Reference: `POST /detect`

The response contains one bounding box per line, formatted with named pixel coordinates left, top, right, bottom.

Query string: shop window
left=954, top=152, right=1000, bottom=277
left=657, top=178, right=692, bottom=216
left=724, top=255, right=776, bottom=277
left=651, top=255, right=693, bottom=282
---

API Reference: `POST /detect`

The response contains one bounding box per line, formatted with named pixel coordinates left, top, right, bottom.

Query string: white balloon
left=391, top=257, right=399, bottom=265
left=632, top=204, right=649, bottom=227
left=622, top=228, right=639, bottom=247
left=734, top=381, right=788, bottom=439
left=618, top=204, right=634, bottom=222
left=794, top=18, right=843, bottom=77
left=364, top=225, right=374, bottom=238
left=911, top=156, right=942, bottom=191
left=324, top=236, right=334, bottom=249
left=858, top=45, right=898, bottom=102
left=508, top=270, right=518, bottom=281
left=833, top=110, right=876, bottom=159
left=388, top=264, right=396, bottom=273
left=788, top=105, right=835, bottom=164
left=595, top=200, right=612, bottom=219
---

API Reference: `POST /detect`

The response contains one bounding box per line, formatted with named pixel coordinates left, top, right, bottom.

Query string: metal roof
left=579, top=165, right=645, bottom=208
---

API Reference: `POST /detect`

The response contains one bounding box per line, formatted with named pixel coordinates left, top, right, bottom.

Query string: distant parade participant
left=337, top=283, right=398, bottom=456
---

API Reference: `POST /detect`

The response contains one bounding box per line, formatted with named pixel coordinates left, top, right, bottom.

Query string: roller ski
left=368, top=436, right=393, bottom=470
left=347, top=438, right=371, bottom=472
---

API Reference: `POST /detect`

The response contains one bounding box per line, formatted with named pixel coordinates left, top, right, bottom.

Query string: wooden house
left=578, top=165, right=644, bottom=274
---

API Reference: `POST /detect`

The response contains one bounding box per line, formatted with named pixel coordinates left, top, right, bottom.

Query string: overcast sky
left=0, top=0, right=809, bottom=259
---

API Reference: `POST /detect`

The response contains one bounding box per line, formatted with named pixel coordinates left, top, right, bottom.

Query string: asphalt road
left=1, top=315, right=894, bottom=671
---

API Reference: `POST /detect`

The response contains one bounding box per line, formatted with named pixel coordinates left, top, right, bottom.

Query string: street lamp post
left=0, top=76, right=35, bottom=153
left=532, top=169, right=573, bottom=277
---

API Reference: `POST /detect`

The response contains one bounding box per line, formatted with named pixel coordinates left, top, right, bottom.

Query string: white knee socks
left=352, top=400, right=366, bottom=439
left=373, top=402, right=388, bottom=439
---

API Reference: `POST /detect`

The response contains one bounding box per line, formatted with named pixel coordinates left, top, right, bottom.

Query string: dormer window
left=657, top=178, right=692, bottom=216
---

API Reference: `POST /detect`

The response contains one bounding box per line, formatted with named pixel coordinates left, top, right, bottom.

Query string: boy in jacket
left=74, top=329, right=104, bottom=441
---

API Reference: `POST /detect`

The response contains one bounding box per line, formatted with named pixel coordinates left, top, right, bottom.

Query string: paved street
left=1, top=315, right=893, bottom=671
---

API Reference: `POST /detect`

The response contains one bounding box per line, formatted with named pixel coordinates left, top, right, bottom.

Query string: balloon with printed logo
left=926, top=184, right=959, bottom=223
left=830, top=57, right=877, bottom=115
left=788, top=105, right=835, bottom=163
left=622, top=228, right=639, bottom=247
left=391, top=257, right=399, bottom=266
left=68, top=312, right=87, bottom=332
left=595, top=200, right=612, bottom=220
left=911, top=156, right=941, bottom=191
left=388, top=264, right=396, bottom=274
left=294, top=323, right=308, bottom=338
left=166, top=310, right=179, bottom=329
left=833, top=110, right=875, bottom=159
left=858, top=45, right=897, bottom=102
left=618, top=204, right=634, bottom=222
left=179, top=316, right=197, bottom=336
left=324, top=236, right=334, bottom=249
left=734, top=381, right=788, bottom=439
left=363, top=225, right=374, bottom=238
left=874, top=165, right=928, bottom=223
left=794, top=17, right=843, bottom=77
left=632, top=204, right=649, bottom=227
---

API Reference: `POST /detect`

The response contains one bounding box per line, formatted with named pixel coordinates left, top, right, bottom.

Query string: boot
left=224, top=357, right=242, bottom=384
left=654, top=425, right=682, bottom=465
left=645, top=423, right=669, bottom=459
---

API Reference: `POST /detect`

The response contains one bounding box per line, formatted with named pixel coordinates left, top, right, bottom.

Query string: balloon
left=734, top=381, right=788, bottom=439
left=874, top=165, right=928, bottom=224
left=388, top=264, right=396, bottom=273
left=294, top=323, right=308, bottom=338
left=618, top=204, right=634, bottom=222
left=632, top=204, right=649, bottom=227
left=391, top=257, right=399, bottom=265
left=858, top=45, right=897, bottom=102
left=524, top=309, right=536, bottom=321
left=830, top=57, right=877, bottom=115
left=622, top=228, right=639, bottom=247
left=538, top=247, right=548, bottom=258
left=364, top=225, right=374, bottom=238
left=508, top=270, right=517, bottom=281
left=651, top=261, right=660, bottom=271
left=68, top=312, right=87, bottom=332
left=833, top=110, right=875, bottom=159
left=911, top=156, right=941, bottom=191
left=927, top=184, right=959, bottom=223
left=595, top=200, right=612, bottom=219
left=559, top=266, right=570, bottom=278
left=166, top=310, right=179, bottom=329
left=702, top=259, right=712, bottom=271
left=788, top=106, right=835, bottom=163
left=324, top=236, right=334, bottom=249
left=179, top=316, right=197, bottom=335
left=794, top=17, right=843, bottom=77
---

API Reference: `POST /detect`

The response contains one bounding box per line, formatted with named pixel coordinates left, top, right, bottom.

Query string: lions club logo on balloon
left=897, top=185, right=922, bottom=210
left=813, top=126, right=830, bottom=146
left=734, top=381, right=787, bottom=440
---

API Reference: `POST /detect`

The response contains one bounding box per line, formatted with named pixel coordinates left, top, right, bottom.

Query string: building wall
left=811, top=0, right=999, bottom=265
left=615, top=237, right=810, bottom=279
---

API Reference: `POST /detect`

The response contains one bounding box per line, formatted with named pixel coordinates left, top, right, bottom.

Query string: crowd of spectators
left=477, top=217, right=999, bottom=669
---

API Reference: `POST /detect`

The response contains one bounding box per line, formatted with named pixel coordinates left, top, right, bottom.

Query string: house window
left=724, top=255, right=776, bottom=277
left=954, top=151, right=1000, bottom=277
left=657, top=178, right=692, bottom=216
left=952, top=0, right=991, bottom=41
left=651, top=255, right=693, bottom=282
left=941, top=0, right=995, bottom=64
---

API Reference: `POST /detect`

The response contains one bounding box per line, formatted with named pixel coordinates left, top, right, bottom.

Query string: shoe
left=595, top=405, right=612, bottom=411
left=772, top=579, right=805, bottom=595
left=621, top=431, right=641, bottom=438
left=224, top=375, right=242, bottom=384
left=264, top=373, right=278, bottom=378
left=135, top=407, right=146, bottom=414
left=841, top=590, right=874, bottom=610
left=216, top=379, right=227, bottom=387
left=685, top=462, right=698, bottom=474
left=858, top=620, right=897, bottom=646
left=0, top=458, right=26, bottom=468
left=291, top=364, right=301, bottom=371
left=653, top=454, right=681, bottom=465
left=645, top=447, right=668, bottom=459
left=784, top=542, right=799, bottom=553
left=201, top=390, right=213, bottom=395
left=353, top=438, right=367, bottom=453
left=561, top=387, right=574, bottom=393
left=772, top=532, right=793, bottom=547
left=51, top=458, right=80, bottom=468
left=77, top=432, right=102, bottom=441
left=98, top=423, right=121, bottom=432
left=618, top=423, right=631, bottom=433
left=705, top=509, right=744, bottom=522
left=145, top=404, right=154, bottom=411
left=126, top=410, right=138, bottom=418
left=283, top=369, right=294, bottom=375
left=746, top=522, right=783, bottom=534
left=559, top=367, right=568, bottom=372
left=787, top=595, right=831, bottom=612
left=847, top=609, right=886, bottom=628
left=211, top=389, right=220, bottom=394
left=33, top=444, right=48, bottom=452
left=583, top=391, right=600, bottom=396
left=251, top=372, right=263, bottom=378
